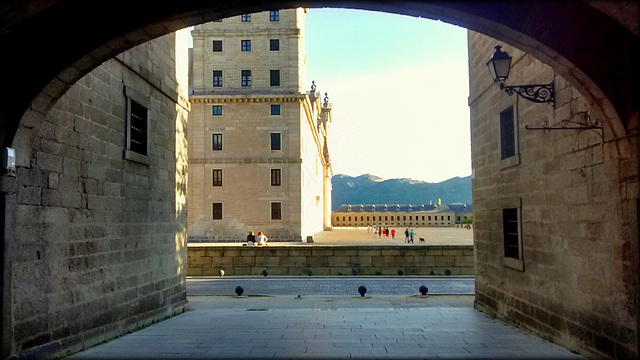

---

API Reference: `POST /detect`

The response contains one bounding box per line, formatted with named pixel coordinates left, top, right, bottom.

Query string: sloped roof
left=335, top=203, right=472, bottom=213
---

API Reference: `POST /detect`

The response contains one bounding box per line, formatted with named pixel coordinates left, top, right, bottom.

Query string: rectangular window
left=212, top=203, right=223, bottom=220
left=212, top=40, right=222, bottom=52
left=212, top=169, right=222, bottom=186
left=503, top=208, right=520, bottom=259
left=271, top=202, right=282, bottom=220
left=270, top=133, right=281, bottom=151
left=241, top=70, right=251, bottom=87
left=500, top=106, right=516, bottom=159
left=128, top=100, right=148, bottom=156
left=241, top=40, right=251, bottom=51
left=271, top=104, right=281, bottom=115
left=270, top=39, right=280, bottom=51
left=270, top=70, right=280, bottom=87
left=241, top=13, right=251, bottom=22
left=271, top=169, right=281, bottom=186
left=212, top=105, right=223, bottom=116
left=213, top=70, right=223, bottom=87
left=270, top=10, right=279, bottom=21
left=212, top=134, right=222, bottom=151
left=213, top=19, right=223, bottom=22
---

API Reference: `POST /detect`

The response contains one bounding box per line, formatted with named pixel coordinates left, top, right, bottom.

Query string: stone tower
left=188, top=8, right=333, bottom=242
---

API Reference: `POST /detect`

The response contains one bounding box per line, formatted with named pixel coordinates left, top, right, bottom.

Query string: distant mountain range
left=331, top=174, right=472, bottom=211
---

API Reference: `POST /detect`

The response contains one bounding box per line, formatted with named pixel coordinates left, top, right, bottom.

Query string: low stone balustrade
left=187, top=245, right=474, bottom=276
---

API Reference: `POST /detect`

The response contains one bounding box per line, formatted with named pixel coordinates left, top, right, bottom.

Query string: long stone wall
left=187, top=245, right=474, bottom=276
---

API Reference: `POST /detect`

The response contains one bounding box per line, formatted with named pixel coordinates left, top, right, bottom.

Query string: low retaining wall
left=187, top=245, right=474, bottom=276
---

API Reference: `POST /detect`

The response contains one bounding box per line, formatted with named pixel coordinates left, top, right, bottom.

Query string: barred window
left=128, top=100, right=147, bottom=155
left=270, top=39, right=280, bottom=51
left=212, top=40, right=222, bottom=52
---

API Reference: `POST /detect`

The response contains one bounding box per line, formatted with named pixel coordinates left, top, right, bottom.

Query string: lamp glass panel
left=493, top=57, right=512, bottom=81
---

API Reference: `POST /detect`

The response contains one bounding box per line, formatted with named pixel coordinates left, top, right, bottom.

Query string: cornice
left=190, top=93, right=306, bottom=103
left=192, top=28, right=300, bottom=38
left=190, top=157, right=302, bottom=164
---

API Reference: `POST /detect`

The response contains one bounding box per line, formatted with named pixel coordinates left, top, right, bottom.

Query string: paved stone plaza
left=71, top=277, right=584, bottom=359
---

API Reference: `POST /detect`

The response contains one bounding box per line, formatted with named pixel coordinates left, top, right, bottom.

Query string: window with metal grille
left=212, top=40, right=222, bottom=52
left=241, top=13, right=251, bottom=22
left=241, top=40, right=251, bottom=51
left=271, top=104, right=281, bottom=115
left=503, top=208, right=520, bottom=259
left=212, top=203, right=223, bottom=220
left=212, top=169, right=222, bottom=186
left=500, top=106, right=516, bottom=159
left=270, top=11, right=279, bottom=21
left=212, top=134, right=222, bottom=150
left=270, top=39, right=279, bottom=51
left=128, top=100, right=147, bottom=155
left=271, top=202, right=282, bottom=220
left=270, top=133, right=281, bottom=150
left=271, top=169, right=281, bottom=186
left=212, top=105, right=223, bottom=116
left=241, top=70, right=251, bottom=87
left=270, top=70, right=280, bottom=86
left=213, top=71, right=223, bottom=87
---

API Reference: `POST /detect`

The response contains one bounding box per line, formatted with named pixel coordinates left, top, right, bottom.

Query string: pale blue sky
left=304, top=8, right=471, bottom=183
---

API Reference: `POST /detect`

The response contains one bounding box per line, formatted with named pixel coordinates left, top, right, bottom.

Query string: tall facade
left=188, top=9, right=333, bottom=242
left=332, top=201, right=472, bottom=227
left=469, top=30, right=639, bottom=358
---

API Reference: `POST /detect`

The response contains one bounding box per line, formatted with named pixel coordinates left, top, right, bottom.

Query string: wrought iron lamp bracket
left=498, top=80, right=555, bottom=107
left=524, top=110, right=604, bottom=142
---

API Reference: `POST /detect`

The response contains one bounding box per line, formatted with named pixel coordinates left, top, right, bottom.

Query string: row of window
left=336, top=215, right=452, bottom=222
left=213, top=11, right=280, bottom=23
left=213, top=39, right=280, bottom=53
left=212, top=169, right=281, bottom=187
left=212, top=202, right=282, bottom=220
left=212, top=104, right=281, bottom=117
left=212, top=69, right=280, bottom=88
left=211, top=133, right=282, bottom=151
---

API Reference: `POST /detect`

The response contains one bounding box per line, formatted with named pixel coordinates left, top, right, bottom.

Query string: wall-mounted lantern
left=487, top=45, right=555, bottom=107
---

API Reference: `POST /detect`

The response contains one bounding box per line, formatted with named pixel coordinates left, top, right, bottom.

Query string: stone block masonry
left=187, top=245, right=474, bottom=276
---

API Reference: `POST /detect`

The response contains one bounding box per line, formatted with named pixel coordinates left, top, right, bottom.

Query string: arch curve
left=0, top=1, right=637, bottom=147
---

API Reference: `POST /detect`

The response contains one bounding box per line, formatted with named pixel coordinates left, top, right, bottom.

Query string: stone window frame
left=212, top=70, right=223, bottom=87
left=271, top=201, right=282, bottom=220
left=501, top=197, right=524, bottom=271
left=241, top=13, right=251, bottom=22
left=124, top=86, right=151, bottom=166
left=271, top=104, right=281, bottom=116
left=241, top=39, right=251, bottom=52
left=270, top=69, right=281, bottom=87
left=212, top=169, right=222, bottom=187
left=499, top=104, right=520, bottom=169
left=270, top=10, right=280, bottom=21
left=241, top=70, right=251, bottom=87
left=270, top=132, right=282, bottom=151
left=212, top=133, right=223, bottom=151
left=212, top=202, right=223, bottom=220
left=212, top=40, right=223, bottom=52
left=269, top=39, right=280, bottom=52
left=270, top=168, right=282, bottom=186
left=211, top=105, right=223, bottom=116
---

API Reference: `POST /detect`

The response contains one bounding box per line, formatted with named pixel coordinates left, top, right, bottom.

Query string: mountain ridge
left=331, top=174, right=472, bottom=211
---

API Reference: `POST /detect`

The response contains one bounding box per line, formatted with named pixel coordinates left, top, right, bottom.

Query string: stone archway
left=0, top=1, right=638, bottom=358
left=0, top=1, right=637, bottom=148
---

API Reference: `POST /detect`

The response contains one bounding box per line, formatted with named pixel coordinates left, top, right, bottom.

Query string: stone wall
left=187, top=245, right=474, bottom=276
left=5, top=30, right=190, bottom=358
left=469, top=30, right=639, bottom=358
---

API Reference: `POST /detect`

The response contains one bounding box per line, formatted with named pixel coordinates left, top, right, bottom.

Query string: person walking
left=391, top=228, right=395, bottom=239
left=404, top=228, right=409, bottom=243
left=409, top=228, right=415, bottom=243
